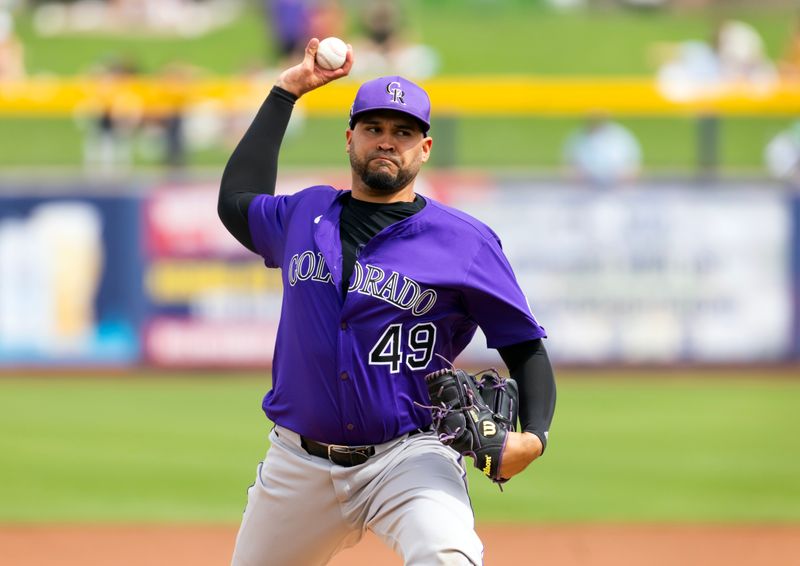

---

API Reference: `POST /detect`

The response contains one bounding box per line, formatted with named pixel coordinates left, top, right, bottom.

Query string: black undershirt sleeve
left=218, top=86, right=298, bottom=252
left=497, top=338, right=556, bottom=453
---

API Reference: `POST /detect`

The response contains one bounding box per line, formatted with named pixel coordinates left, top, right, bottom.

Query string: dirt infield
left=2, top=524, right=798, bottom=565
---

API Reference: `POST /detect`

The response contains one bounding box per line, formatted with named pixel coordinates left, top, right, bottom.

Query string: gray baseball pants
left=231, top=425, right=483, bottom=566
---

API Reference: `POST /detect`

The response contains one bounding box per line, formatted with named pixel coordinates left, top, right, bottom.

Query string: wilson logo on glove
left=482, top=456, right=493, bottom=477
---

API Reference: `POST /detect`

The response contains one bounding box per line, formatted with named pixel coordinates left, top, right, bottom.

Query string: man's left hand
left=498, top=432, right=543, bottom=480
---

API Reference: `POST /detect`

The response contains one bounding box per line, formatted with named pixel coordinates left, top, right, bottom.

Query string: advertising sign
left=143, top=183, right=283, bottom=367
left=2, top=178, right=793, bottom=368
left=0, top=193, right=143, bottom=365
left=446, top=183, right=793, bottom=363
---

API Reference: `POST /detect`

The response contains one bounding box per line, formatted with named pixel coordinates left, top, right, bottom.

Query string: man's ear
left=345, top=129, right=352, bottom=153
left=420, top=136, right=433, bottom=163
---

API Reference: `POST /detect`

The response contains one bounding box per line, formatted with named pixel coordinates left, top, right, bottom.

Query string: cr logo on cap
left=386, top=81, right=405, bottom=104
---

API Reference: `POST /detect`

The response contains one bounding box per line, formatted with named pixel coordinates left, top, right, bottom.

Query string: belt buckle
left=327, top=444, right=342, bottom=461
left=327, top=444, right=371, bottom=467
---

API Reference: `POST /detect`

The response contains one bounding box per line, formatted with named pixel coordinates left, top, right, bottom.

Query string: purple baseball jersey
left=248, top=186, right=546, bottom=445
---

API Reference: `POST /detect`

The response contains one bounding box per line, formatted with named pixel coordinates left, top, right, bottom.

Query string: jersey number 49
left=368, top=322, right=437, bottom=373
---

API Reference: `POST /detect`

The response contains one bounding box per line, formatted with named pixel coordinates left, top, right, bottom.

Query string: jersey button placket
left=338, top=325, right=349, bottom=381
left=337, top=317, right=357, bottom=441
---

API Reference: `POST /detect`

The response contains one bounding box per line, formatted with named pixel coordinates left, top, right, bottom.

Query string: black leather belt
left=300, top=428, right=426, bottom=467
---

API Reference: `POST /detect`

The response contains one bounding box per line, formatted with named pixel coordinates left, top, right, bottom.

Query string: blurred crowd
left=1, top=0, right=800, bottom=186
left=569, top=14, right=800, bottom=187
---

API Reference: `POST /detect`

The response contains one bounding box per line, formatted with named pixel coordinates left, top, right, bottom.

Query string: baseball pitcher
left=218, top=38, right=557, bottom=565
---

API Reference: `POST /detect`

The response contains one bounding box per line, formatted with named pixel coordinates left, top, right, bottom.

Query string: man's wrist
left=498, top=431, right=542, bottom=479
left=523, top=429, right=547, bottom=455
left=272, top=85, right=299, bottom=103
left=522, top=431, right=544, bottom=459
left=274, top=71, right=306, bottom=98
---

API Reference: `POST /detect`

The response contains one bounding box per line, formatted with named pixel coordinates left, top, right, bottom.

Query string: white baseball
left=316, top=37, right=348, bottom=70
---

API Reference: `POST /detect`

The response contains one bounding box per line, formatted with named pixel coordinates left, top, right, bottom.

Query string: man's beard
left=350, top=153, right=418, bottom=194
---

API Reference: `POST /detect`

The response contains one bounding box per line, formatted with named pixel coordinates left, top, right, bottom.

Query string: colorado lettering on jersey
left=287, top=250, right=437, bottom=316
left=287, top=251, right=333, bottom=285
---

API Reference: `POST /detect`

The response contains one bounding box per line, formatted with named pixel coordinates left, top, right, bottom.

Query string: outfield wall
left=0, top=176, right=797, bottom=367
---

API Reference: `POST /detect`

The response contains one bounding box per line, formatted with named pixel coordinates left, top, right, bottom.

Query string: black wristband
left=272, top=85, right=299, bottom=104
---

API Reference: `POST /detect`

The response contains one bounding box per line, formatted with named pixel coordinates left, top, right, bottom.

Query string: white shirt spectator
left=764, top=121, right=800, bottom=184
left=564, top=118, right=643, bottom=187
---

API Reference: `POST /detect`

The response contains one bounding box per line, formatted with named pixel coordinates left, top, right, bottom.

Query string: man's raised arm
left=218, top=38, right=353, bottom=251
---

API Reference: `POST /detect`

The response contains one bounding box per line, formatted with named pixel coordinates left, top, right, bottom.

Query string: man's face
left=346, top=110, right=432, bottom=195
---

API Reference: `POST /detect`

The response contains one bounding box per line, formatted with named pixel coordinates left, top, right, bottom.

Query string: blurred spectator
left=350, top=0, right=439, bottom=80
left=308, top=0, right=346, bottom=43
left=262, top=0, right=312, bottom=67
left=0, top=9, right=24, bottom=80
left=764, top=121, right=800, bottom=187
left=654, top=19, right=777, bottom=101
left=80, top=56, right=142, bottom=176
left=160, top=111, right=186, bottom=169
left=261, top=0, right=346, bottom=68
left=715, top=20, right=777, bottom=88
left=563, top=115, right=642, bottom=187
left=139, top=61, right=198, bottom=172
left=654, top=39, right=720, bottom=101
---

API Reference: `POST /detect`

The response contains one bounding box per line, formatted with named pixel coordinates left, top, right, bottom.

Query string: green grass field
left=1, top=2, right=797, bottom=172
left=1, top=372, right=798, bottom=524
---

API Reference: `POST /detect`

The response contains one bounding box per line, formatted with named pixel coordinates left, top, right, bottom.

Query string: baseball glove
left=422, top=367, right=518, bottom=484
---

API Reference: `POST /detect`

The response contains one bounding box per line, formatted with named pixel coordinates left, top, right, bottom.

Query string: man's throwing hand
left=276, top=38, right=354, bottom=98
